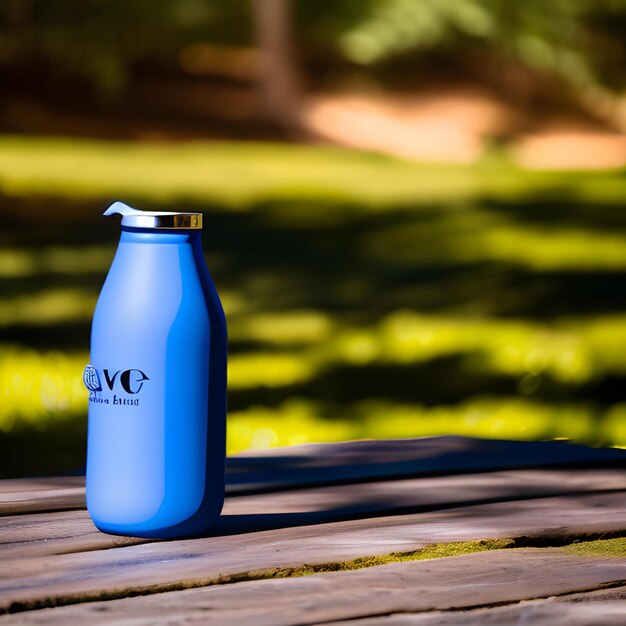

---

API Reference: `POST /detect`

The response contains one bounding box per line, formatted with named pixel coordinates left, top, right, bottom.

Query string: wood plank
left=2, top=467, right=625, bottom=558
left=0, top=478, right=84, bottom=495
left=322, top=587, right=626, bottom=625
left=4, top=437, right=626, bottom=514
left=230, top=436, right=626, bottom=495
left=1, top=549, right=625, bottom=625
left=0, top=510, right=146, bottom=557
left=1, top=487, right=625, bottom=612
left=0, top=483, right=85, bottom=516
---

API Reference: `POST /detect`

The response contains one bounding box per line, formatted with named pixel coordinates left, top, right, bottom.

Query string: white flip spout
left=103, top=201, right=143, bottom=217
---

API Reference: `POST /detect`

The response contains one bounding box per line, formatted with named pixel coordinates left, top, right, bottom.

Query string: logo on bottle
left=83, top=365, right=102, bottom=397
left=83, top=365, right=150, bottom=406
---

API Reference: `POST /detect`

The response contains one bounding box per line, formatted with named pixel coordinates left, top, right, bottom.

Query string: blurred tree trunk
left=251, top=0, right=301, bottom=132
left=5, top=0, right=33, bottom=56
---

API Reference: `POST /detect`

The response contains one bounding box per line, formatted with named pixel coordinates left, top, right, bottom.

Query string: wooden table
left=2, top=436, right=626, bottom=625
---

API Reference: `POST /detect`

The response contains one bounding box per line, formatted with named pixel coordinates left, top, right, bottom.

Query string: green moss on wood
left=227, top=539, right=516, bottom=581
left=563, top=536, right=626, bottom=558
left=4, top=535, right=626, bottom=616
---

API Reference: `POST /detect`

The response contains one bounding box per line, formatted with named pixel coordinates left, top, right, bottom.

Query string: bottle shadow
left=194, top=437, right=626, bottom=539
left=204, top=485, right=625, bottom=539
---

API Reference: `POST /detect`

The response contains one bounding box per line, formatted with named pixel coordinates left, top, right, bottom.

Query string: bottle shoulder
left=94, top=245, right=213, bottom=330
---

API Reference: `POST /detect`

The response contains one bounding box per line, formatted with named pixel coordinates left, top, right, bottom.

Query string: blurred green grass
left=0, top=136, right=623, bottom=208
left=1, top=136, right=625, bottom=475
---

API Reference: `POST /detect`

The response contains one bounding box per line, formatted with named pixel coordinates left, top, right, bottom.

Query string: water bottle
left=84, top=202, right=227, bottom=538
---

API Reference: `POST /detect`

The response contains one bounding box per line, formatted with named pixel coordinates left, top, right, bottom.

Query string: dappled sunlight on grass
left=228, top=353, right=316, bottom=389
left=229, top=310, right=626, bottom=385
left=368, top=311, right=599, bottom=382
left=227, top=399, right=360, bottom=454
left=229, top=311, right=334, bottom=346
left=604, top=405, right=626, bottom=446
left=0, top=347, right=87, bottom=431
left=479, top=225, right=626, bottom=270
left=354, top=397, right=599, bottom=443
left=229, top=310, right=626, bottom=388
left=227, top=396, right=623, bottom=455
left=363, top=208, right=626, bottom=271
left=3, top=307, right=626, bottom=443
left=0, top=136, right=624, bottom=209
left=0, top=137, right=479, bottom=206
left=1, top=138, right=625, bottom=473
left=0, top=289, right=96, bottom=326
left=0, top=246, right=114, bottom=278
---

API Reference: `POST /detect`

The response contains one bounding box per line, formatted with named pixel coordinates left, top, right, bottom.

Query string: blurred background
left=1, top=0, right=625, bottom=477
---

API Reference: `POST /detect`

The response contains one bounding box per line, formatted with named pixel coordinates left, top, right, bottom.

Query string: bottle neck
left=120, top=228, right=202, bottom=245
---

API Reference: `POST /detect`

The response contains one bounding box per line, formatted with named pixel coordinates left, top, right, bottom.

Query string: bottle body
left=86, top=229, right=226, bottom=538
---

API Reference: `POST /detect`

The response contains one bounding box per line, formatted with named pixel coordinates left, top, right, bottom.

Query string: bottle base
left=92, top=511, right=222, bottom=539
left=89, top=495, right=224, bottom=539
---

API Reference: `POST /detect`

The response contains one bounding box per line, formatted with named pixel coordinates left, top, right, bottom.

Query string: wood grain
left=227, top=436, right=626, bottom=494
left=322, top=587, right=626, bottom=625
left=2, top=467, right=625, bottom=557
left=1, top=488, right=625, bottom=612
left=2, top=438, right=625, bottom=621
left=4, top=437, right=625, bottom=515
left=0, top=478, right=85, bottom=516
left=1, top=549, right=625, bottom=625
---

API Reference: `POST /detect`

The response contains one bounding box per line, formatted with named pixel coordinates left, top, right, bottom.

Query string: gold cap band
left=121, top=213, right=202, bottom=230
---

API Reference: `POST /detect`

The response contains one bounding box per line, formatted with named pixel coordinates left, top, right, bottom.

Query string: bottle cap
left=103, top=202, right=202, bottom=230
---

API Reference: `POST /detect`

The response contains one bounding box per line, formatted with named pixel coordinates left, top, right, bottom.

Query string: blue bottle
left=84, top=202, right=227, bottom=538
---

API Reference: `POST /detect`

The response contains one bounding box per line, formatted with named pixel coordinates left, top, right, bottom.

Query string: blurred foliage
left=1, top=0, right=625, bottom=93
left=0, top=0, right=251, bottom=91
left=300, top=0, right=626, bottom=91
left=0, top=138, right=626, bottom=475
